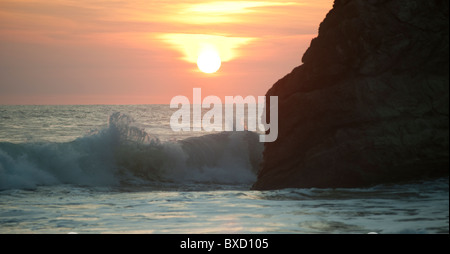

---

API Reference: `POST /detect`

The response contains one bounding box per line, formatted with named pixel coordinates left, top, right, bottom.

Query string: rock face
left=252, top=0, right=449, bottom=190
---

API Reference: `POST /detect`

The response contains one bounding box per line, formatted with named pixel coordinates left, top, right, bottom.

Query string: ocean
left=0, top=105, right=448, bottom=234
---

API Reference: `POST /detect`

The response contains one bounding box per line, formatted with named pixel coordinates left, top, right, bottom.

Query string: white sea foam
left=0, top=105, right=447, bottom=234
left=0, top=112, right=262, bottom=190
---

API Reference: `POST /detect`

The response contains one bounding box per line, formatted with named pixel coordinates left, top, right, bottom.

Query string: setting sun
left=197, top=46, right=222, bottom=73
left=0, top=0, right=335, bottom=103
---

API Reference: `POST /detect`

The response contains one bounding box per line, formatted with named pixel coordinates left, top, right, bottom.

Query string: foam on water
left=0, top=105, right=447, bottom=234
left=0, top=112, right=262, bottom=190
left=0, top=178, right=447, bottom=234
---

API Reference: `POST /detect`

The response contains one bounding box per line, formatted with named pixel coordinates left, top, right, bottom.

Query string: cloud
left=0, top=0, right=334, bottom=104
left=158, top=33, right=255, bottom=63
left=175, top=1, right=299, bottom=24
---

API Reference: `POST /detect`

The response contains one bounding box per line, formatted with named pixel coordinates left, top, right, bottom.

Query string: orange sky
left=0, top=0, right=333, bottom=105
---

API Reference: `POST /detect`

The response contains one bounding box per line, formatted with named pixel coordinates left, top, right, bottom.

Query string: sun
left=197, top=47, right=221, bottom=73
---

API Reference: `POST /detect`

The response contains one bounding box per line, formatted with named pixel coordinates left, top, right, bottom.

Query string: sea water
left=0, top=105, right=448, bottom=234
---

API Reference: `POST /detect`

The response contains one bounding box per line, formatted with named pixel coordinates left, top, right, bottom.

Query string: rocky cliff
left=252, top=0, right=449, bottom=190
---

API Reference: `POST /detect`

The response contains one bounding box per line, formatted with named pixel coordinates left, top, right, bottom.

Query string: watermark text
left=170, top=88, right=278, bottom=142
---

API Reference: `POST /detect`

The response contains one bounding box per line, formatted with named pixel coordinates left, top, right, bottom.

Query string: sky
left=0, top=0, right=333, bottom=105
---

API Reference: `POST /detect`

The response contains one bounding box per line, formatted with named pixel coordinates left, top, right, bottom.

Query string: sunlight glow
left=187, top=1, right=299, bottom=14
left=159, top=33, right=255, bottom=64
left=176, top=1, right=300, bottom=24
left=0, top=0, right=335, bottom=104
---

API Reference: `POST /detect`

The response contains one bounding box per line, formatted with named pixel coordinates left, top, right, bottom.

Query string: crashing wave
left=0, top=112, right=263, bottom=190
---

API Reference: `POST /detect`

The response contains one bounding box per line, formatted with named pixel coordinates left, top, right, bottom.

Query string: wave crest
left=0, top=112, right=263, bottom=190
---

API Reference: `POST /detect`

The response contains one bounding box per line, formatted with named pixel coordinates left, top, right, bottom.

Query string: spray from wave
left=0, top=112, right=263, bottom=190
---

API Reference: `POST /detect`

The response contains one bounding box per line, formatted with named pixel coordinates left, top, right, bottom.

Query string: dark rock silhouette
left=252, top=0, right=449, bottom=190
